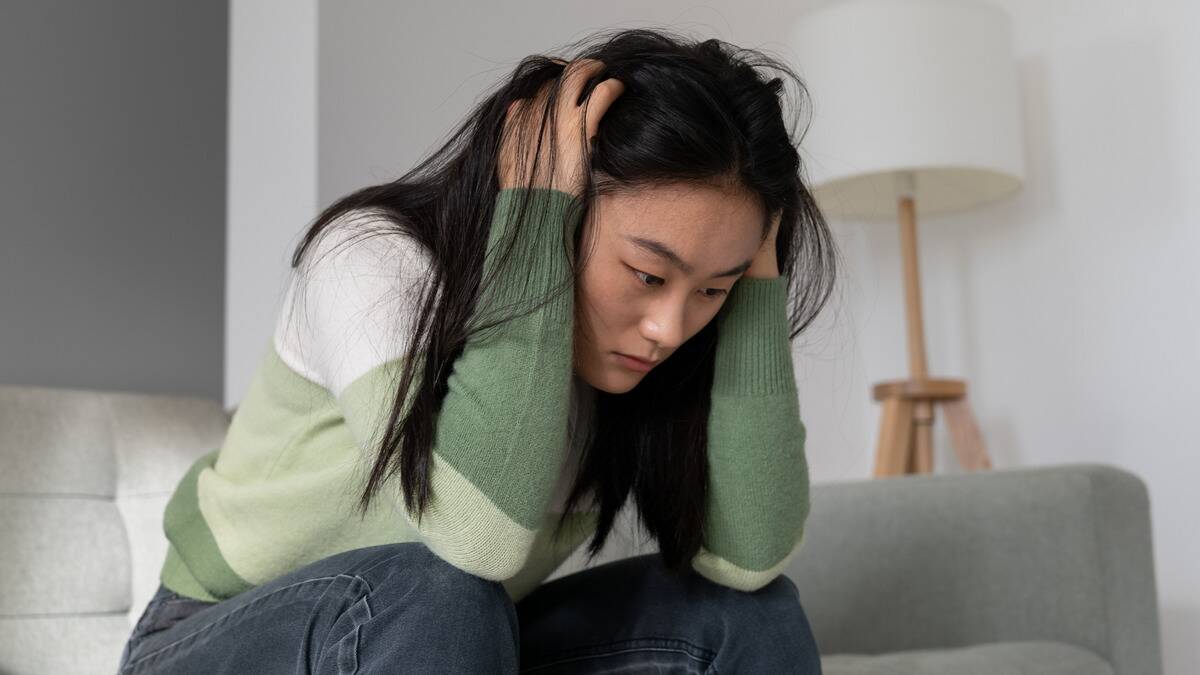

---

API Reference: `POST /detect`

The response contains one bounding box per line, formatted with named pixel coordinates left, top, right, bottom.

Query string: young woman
left=118, top=27, right=838, bottom=674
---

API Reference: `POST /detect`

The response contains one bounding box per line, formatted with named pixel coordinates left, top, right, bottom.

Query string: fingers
left=583, top=78, right=624, bottom=140
left=503, top=57, right=624, bottom=190
left=561, top=59, right=613, bottom=106
left=554, top=58, right=624, bottom=141
left=560, top=58, right=604, bottom=101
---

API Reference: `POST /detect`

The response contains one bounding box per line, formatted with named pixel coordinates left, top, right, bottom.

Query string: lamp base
left=871, top=377, right=992, bottom=476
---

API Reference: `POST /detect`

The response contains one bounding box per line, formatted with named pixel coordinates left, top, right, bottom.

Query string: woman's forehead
left=594, top=185, right=763, bottom=271
left=600, top=182, right=761, bottom=225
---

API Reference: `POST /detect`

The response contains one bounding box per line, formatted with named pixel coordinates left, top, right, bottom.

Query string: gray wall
left=0, top=1, right=228, bottom=400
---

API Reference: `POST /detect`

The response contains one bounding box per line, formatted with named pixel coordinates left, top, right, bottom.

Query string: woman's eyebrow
left=621, top=234, right=751, bottom=279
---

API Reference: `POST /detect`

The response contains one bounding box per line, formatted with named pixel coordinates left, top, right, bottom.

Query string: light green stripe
left=198, top=343, right=413, bottom=585
left=692, top=531, right=806, bottom=592
left=338, top=358, right=547, bottom=579
left=502, top=510, right=599, bottom=601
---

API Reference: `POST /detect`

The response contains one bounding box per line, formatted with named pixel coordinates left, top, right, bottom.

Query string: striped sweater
left=159, top=187, right=809, bottom=604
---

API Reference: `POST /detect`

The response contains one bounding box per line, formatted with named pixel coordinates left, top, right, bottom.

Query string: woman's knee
left=717, top=573, right=822, bottom=668
left=729, top=573, right=812, bottom=627
left=343, top=542, right=519, bottom=668
left=354, top=542, right=515, bottom=621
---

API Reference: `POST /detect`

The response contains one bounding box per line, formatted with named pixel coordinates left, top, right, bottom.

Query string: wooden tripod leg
left=913, top=399, right=934, bottom=473
left=873, top=397, right=914, bottom=477
left=943, top=395, right=992, bottom=471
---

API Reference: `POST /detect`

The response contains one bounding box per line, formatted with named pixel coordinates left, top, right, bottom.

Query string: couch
left=0, top=383, right=1163, bottom=674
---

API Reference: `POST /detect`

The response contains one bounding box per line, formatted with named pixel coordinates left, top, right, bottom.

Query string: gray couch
left=0, top=383, right=1163, bottom=674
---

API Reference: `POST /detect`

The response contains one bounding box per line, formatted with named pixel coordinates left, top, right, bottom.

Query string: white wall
left=225, top=0, right=319, bottom=405
left=923, top=3, right=1200, bottom=671
left=229, top=1, right=1200, bottom=671
left=834, top=4, right=1200, bottom=671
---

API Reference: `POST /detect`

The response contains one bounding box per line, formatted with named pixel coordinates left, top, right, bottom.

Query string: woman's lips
left=614, top=352, right=658, bottom=373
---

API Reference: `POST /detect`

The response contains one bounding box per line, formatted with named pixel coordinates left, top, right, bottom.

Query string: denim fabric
left=117, top=542, right=821, bottom=674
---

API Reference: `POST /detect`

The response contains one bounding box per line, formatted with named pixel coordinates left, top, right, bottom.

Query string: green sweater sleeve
left=693, top=275, right=810, bottom=592
left=337, top=187, right=583, bottom=581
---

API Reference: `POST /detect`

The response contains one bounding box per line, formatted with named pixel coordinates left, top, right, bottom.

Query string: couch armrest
left=785, top=463, right=1162, bottom=675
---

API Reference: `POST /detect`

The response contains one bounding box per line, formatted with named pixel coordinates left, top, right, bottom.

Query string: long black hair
left=289, top=27, right=840, bottom=575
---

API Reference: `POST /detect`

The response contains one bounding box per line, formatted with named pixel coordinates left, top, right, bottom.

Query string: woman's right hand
left=498, top=58, right=625, bottom=198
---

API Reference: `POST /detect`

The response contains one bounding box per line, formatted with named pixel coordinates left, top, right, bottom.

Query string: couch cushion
left=789, top=464, right=1160, bottom=675
left=823, top=640, right=1114, bottom=675
left=0, top=384, right=230, bottom=675
left=0, top=616, right=130, bottom=675
left=0, top=498, right=128, bottom=614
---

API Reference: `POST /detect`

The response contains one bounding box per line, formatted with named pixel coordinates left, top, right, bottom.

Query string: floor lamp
left=790, top=0, right=1027, bottom=476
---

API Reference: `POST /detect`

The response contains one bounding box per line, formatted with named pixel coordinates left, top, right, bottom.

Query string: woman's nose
left=640, top=303, right=686, bottom=351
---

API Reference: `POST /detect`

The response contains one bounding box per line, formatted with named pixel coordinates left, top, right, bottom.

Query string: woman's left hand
left=743, top=209, right=782, bottom=279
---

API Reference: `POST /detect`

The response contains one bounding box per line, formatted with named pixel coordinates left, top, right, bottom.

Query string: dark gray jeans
left=118, top=542, right=822, bottom=673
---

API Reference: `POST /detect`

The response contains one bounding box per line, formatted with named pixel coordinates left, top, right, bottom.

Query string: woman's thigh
left=515, top=553, right=822, bottom=674
left=119, top=542, right=519, bottom=675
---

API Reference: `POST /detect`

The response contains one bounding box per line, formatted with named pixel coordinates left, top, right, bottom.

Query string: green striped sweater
left=159, top=187, right=809, bottom=604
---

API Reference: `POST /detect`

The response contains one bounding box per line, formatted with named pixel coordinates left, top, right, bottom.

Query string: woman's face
left=573, top=182, right=766, bottom=394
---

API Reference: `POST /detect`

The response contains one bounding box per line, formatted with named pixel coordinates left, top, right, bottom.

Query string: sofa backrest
left=0, top=383, right=660, bottom=673
left=0, top=383, right=230, bottom=675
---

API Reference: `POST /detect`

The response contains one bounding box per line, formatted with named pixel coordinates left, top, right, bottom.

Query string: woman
left=118, top=27, right=837, bottom=674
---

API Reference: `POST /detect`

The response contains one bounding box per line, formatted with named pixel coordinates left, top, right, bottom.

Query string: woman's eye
left=630, top=266, right=726, bottom=300
left=632, top=269, right=664, bottom=287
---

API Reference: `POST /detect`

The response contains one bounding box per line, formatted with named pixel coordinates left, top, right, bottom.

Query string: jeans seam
left=521, top=636, right=717, bottom=673
left=122, top=547, right=422, bottom=673
left=121, top=576, right=344, bottom=673
left=336, top=619, right=363, bottom=675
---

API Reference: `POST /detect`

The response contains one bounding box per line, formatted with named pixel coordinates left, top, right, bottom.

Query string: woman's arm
left=306, top=187, right=583, bottom=581
left=693, top=274, right=810, bottom=592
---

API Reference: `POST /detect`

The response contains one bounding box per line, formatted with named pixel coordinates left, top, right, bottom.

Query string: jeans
left=117, top=542, right=822, bottom=674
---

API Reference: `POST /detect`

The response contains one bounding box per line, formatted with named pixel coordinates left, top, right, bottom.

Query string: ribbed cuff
left=478, top=188, right=584, bottom=324
left=712, top=275, right=797, bottom=396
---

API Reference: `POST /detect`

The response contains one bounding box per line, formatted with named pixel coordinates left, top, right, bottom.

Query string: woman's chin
left=575, top=359, right=644, bottom=395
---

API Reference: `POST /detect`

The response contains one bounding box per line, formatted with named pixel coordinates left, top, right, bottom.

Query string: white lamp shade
left=791, top=0, right=1026, bottom=219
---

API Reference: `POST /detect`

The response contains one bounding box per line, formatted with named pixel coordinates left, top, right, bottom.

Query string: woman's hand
left=498, top=58, right=625, bottom=198
left=743, top=209, right=782, bottom=279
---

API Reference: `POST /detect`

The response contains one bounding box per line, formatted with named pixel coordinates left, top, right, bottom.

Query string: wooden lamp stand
left=872, top=179, right=994, bottom=477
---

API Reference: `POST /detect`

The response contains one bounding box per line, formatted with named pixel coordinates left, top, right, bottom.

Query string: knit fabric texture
left=158, top=187, right=809, bottom=604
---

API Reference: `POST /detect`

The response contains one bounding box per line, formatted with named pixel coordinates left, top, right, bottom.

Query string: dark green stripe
left=162, top=449, right=253, bottom=599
